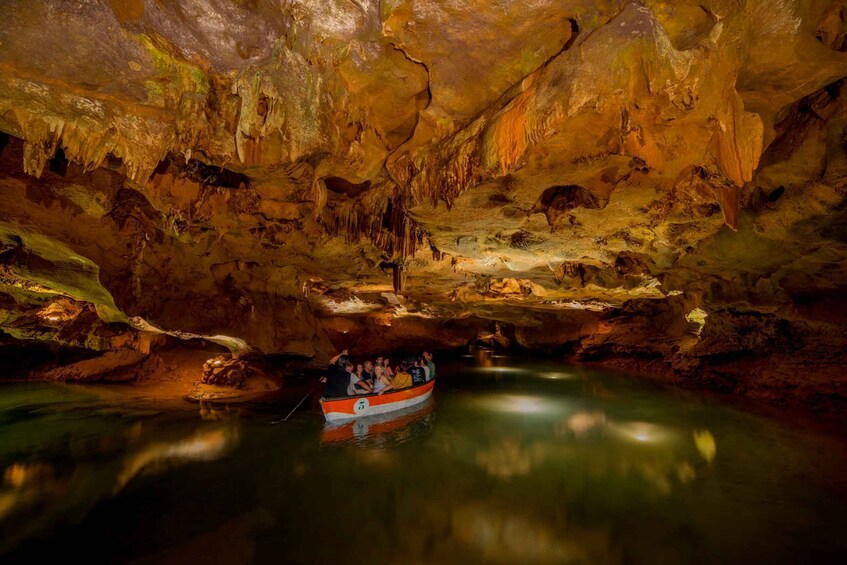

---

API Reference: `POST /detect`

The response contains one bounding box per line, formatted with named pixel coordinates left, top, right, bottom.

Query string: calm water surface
left=1, top=356, right=846, bottom=564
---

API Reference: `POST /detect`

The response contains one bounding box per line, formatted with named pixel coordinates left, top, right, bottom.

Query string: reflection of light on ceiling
left=545, top=300, right=615, bottom=312
left=322, top=296, right=380, bottom=314
left=129, top=317, right=251, bottom=354
left=37, top=299, right=82, bottom=323
left=685, top=308, right=708, bottom=336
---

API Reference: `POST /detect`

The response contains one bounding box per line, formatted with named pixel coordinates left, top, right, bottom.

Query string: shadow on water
left=1, top=355, right=846, bottom=564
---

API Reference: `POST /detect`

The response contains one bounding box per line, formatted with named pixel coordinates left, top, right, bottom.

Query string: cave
left=1, top=1, right=847, bottom=563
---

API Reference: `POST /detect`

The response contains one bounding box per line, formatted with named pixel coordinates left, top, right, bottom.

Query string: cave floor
left=1, top=357, right=846, bottom=564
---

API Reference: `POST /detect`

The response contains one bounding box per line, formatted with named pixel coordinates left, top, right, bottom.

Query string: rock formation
left=1, top=0, right=846, bottom=409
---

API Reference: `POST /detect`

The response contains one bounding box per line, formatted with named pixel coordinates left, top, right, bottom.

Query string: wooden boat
left=320, top=379, right=435, bottom=422
left=321, top=398, right=435, bottom=445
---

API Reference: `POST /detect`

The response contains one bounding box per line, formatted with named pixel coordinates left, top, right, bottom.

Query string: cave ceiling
left=1, top=0, right=846, bottom=365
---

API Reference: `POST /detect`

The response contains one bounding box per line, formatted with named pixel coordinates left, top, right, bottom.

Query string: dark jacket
left=325, top=363, right=349, bottom=398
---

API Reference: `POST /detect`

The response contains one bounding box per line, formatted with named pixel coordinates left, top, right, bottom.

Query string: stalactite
left=392, top=263, right=402, bottom=294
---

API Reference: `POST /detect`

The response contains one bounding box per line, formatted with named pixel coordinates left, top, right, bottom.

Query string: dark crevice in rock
left=0, top=335, right=100, bottom=378
left=154, top=155, right=252, bottom=190
left=107, top=188, right=160, bottom=230
left=0, top=132, right=10, bottom=157
left=768, top=185, right=785, bottom=203
left=762, top=80, right=842, bottom=167
left=556, top=18, right=581, bottom=56
left=534, top=185, right=606, bottom=225
left=47, top=146, right=68, bottom=177
left=323, top=176, right=371, bottom=197
left=384, top=42, right=432, bottom=186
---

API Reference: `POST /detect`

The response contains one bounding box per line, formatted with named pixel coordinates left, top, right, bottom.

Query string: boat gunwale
left=319, top=378, right=435, bottom=404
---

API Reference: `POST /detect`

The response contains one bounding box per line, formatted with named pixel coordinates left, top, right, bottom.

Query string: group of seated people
left=323, top=350, right=436, bottom=398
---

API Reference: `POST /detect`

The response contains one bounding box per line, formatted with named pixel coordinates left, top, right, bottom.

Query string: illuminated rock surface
left=0, top=0, right=846, bottom=409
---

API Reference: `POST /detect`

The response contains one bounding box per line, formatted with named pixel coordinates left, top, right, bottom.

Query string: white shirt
left=347, top=373, right=361, bottom=395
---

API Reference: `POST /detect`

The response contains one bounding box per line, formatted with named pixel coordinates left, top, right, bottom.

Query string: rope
left=271, top=386, right=314, bottom=424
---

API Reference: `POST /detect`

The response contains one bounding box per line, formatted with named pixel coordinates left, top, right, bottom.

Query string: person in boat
left=372, top=365, right=390, bottom=394
left=361, top=360, right=375, bottom=385
left=382, top=358, right=394, bottom=378
left=347, top=362, right=373, bottom=395
left=378, top=361, right=412, bottom=395
left=423, top=351, right=435, bottom=381
left=323, top=349, right=350, bottom=399
left=408, top=357, right=426, bottom=385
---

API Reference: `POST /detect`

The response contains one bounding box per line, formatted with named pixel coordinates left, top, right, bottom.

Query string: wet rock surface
left=0, top=1, right=846, bottom=410
left=202, top=357, right=253, bottom=389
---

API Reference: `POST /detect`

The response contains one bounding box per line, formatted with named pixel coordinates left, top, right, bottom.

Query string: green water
left=1, top=357, right=846, bottom=564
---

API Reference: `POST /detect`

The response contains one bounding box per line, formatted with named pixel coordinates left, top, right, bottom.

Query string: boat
left=321, top=398, right=435, bottom=445
left=319, top=379, right=435, bottom=422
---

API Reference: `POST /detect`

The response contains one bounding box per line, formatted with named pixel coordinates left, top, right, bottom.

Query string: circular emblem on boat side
left=354, top=398, right=369, bottom=414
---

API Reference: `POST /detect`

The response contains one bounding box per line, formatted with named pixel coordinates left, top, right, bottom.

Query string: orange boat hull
left=319, top=379, right=435, bottom=421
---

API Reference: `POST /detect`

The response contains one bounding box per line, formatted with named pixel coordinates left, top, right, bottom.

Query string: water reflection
left=452, top=502, right=617, bottom=564
left=474, top=438, right=545, bottom=478
left=1, top=362, right=846, bottom=564
left=442, top=391, right=717, bottom=500
left=0, top=387, right=241, bottom=555
left=199, top=400, right=243, bottom=421
left=560, top=410, right=607, bottom=436
left=1, top=422, right=239, bottom=549
left=114, top=425, right=238, bottom=493
left=609, top=420, right=675, bottom=444
left=694, top=429, right=717, bottom=462
left=475, top=394, right=564, bottom=415
left=321, top=397, right=435, bottom=447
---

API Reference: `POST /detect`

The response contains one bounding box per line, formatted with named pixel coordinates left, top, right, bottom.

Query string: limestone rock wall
left=0, top=1, right=845, bottom=407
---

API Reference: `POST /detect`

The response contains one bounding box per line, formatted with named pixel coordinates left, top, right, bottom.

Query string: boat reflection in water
left=321, top=397, right=435, bottom=447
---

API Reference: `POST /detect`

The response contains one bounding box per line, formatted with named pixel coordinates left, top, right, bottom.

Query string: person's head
left=337, top=354, right=350, bottom=367
left=364, top=360, right=373, bottom=371
left=376, top=356, right=384, bottom=365
left=356, top=363, right=364, bottom=374
left=374, top=365, right=384, bottom=378
left=423, top=351, right=432, bottom=362
left=344, top=362, right=354, bottom=372
left=383, top=358, right=390, bottom=367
